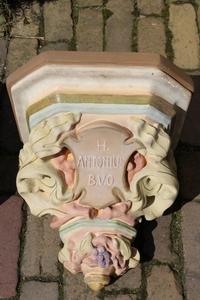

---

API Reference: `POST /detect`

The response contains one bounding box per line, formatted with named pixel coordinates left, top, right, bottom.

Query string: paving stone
left=39, top=42, right=69, bottom=52
left=44, top=0, right=72, bottom=42
left=20, top=281, right=59, bottom=300
left=147, top=265, right=182, bottom=299
left=153, top=215, right=173, bottom=262
left=77, top=8, right=103, bottom=51
left=42, top=216, right=61, bottom=276
left=182, top=201, right=200, bottom=300
left=105, top=267, right=141, bottom=291
left=0, top=38, right=7, bottom=79
left=138, top=17, right=166, bottom=56
left=21, top=214, right=43, bottom=277
left=0, top=155, right=19, bottom=194
left=169, top=4, right=199, bottom=69
left=11, top=2, right=40, bottom=37
left=181, top=76, right=200, bottom=146
left=105, top=295, right=137, bottom=300
left=21, top=213, right=60, bottom=278
left=137, top=0, right=164, bottom=15
left=184, top=276, right=200, bottom=300
left=78, top=0, right=102, bottom=6
left=6, top=38, right=37, bottom=75
left=64, top=271, right=98, bottom=300
left=0, top=196, right=23, bottom=298
left=175, top=150, right=200, bottom=202
left=105, top=0, right=133, bottom=51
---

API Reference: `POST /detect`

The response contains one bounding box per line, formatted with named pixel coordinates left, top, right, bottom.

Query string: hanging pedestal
left=7, top=52, right=193, bottom=291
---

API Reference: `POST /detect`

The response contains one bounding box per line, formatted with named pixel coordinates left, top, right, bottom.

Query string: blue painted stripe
left=29, top=102, right=171, bottom=129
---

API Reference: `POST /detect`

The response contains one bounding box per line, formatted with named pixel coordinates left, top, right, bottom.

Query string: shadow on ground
left=0, top=84, right=22, bottom=204
left=134, top=219, right=157, bottom=262
left=1, top=0, right=55, bottom=11
left=134, top=76, right=200, bottom=261
left=166, top=76, right=200, bottom=213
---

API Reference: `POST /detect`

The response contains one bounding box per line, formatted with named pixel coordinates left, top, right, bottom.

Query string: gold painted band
left=26, top=94, right=175, bottom=122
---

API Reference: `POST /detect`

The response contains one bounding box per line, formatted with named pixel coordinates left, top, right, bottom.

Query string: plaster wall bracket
left=7, top=52, right=193, bottom=291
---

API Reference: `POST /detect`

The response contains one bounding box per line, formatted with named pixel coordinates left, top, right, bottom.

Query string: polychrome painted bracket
left=7, top=52, right=193, bottom=291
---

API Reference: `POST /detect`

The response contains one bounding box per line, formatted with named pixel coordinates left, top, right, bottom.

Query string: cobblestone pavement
left=0, top=0, right=200, bottom=299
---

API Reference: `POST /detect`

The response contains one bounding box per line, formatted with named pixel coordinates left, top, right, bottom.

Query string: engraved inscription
left=77, top=155, right=124, bottom=169
left=66, top=122, right=134, bottom=208
left=88, top=174, right=114, bottom=186
left=97, top=139, right=109, bottom=152
left=76, top=139, right=124, bottom=187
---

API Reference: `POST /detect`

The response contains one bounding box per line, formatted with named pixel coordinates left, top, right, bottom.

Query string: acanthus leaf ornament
left=17, top=112, right=178, bottom=290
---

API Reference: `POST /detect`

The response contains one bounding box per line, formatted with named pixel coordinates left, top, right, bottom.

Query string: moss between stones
left=101, top=288, right=139, bottom=299
left=102, top=6, right=112, bottom=51
left=58, top=259, right=64, bottom=300
left=15, top=202, right=28, bottom=300
left=170, top=211, right=186, bottom=299
left=163, top=0, right=175, bottom=61
left=70, top=0, right=79, bottom=51
left=131, top=0, right=139, bottom=52
left=37, top=2, right=45, bottom=51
